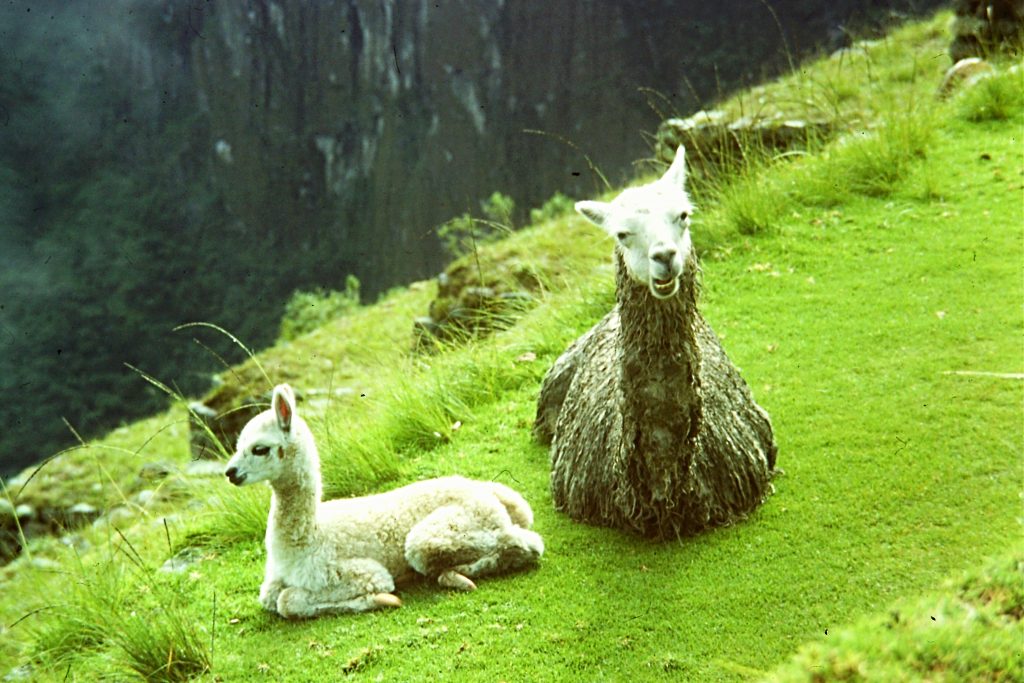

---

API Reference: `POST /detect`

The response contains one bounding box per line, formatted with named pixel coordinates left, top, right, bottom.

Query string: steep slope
left=1, top=10, right=1021, bottom=682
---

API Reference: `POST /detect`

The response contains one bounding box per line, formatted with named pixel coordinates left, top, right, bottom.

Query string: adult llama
left=535, top=146, right=777, bottom=539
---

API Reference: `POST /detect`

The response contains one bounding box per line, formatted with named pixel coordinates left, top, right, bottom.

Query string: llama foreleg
left=259, top=576, right=286, bottom=612
left=275, top=558, right=399, bottom=619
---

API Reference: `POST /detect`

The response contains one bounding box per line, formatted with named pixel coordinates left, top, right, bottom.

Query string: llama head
left=575, top=146, right=694, bottom=300
left=224, top=384, right=310, bottom=487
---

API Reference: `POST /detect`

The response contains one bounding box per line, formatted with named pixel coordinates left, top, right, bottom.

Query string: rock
left=29, top=557, right=60, bottom=572
left=93, top=505, right=135, bottom=529
left=139, top=461, right=175, bottom=481
left=64, top=502, right=100, bottom=526
left=950, top=0, right=1024, bottom=62
left=938, top=57, right=996, bottom=97
left=188, top=389, right=275, bottom=462
left=3, top=665, right=32, bottom=681
left=59, top=533, right=90, bottom=553
left=14, top=504, right=33, bottom=521
left=160, top=546, right=204, bottom=574
left=187, top=401, right=222, bottom=461
left=133, top=489, right=156, bottom=507
left=416, top=264, right=540, bottom=349
left=655, top=111, right=833, bottom=172
left=186, top=460, right=227, bottom=477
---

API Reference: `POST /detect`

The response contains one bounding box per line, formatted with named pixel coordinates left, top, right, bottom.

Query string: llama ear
left=575, top=201, right=612, bottom=229
left=663, top=145, right=687, bottom=188
left=272, top=384, right=295, bottom=433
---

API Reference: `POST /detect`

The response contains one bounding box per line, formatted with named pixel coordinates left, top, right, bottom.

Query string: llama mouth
left=650, top=276, right=679, bottom=299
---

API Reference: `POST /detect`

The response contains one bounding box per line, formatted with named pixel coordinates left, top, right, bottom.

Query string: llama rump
left=535, top=146, right=777, bottom=539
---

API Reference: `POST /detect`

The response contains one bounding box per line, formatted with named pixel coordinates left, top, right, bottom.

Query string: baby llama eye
left=252, top=445, right=271, bottom=456
left=678, top=211, right=689, bottom=223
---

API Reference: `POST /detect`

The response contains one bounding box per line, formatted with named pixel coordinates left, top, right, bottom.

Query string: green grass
left=767, top=549, right=1024, bottom=681
left=1, top=10, right=1022, bottom=681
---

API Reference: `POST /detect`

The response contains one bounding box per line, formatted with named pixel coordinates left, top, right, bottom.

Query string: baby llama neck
left=268, top=436, right=322, bottom=548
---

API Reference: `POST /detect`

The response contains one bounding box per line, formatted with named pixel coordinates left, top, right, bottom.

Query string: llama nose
left=225, top=466, right=238, bottom=481
left=650, top=245, right=678, bottom=266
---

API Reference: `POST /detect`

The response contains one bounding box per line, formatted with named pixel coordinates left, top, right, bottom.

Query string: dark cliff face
left=188, top=0, right=946, bottom=297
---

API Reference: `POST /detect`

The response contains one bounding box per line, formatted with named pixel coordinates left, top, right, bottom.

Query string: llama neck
left=268, top=439, right=322, bottom=548
left=614, top=250, right=703, bottom=445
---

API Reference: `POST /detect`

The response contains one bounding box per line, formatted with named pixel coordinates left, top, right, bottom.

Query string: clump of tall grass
left=955, top=67, right=1024, bottom=122
left=793, top=105, right=938, bottom=205
left=27, top=549, right=211, bottom=681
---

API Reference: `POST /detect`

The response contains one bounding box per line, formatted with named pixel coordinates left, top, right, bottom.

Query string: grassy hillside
left=1, top=10, right=1022, bottom=681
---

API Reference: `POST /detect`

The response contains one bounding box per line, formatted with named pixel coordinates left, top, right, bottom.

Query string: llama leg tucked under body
left=404, top=502, right=543, bottom=590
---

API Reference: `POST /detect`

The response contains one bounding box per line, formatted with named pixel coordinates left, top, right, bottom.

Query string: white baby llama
left=224, top=384, right=543, bottom=619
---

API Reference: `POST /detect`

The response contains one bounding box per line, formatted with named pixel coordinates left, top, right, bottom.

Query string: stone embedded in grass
left=937, top=57, right=995, bottom=98
left=655, top=110, right=834, bottom=175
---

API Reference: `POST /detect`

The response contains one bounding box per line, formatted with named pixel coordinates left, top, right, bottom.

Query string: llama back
left=488, top=482, right=534, bottom=528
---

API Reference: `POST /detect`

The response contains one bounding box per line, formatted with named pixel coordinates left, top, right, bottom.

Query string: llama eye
left=615, top=231, right=631, bottom=242
left=252, top=445, right=270, bottom=456
left=677, top=211, right=690, bottom=223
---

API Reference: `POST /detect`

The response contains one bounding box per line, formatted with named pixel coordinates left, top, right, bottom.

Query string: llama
left=534, top=146, right=777, bottom=539
left=224, top=384, right=543, bottom=619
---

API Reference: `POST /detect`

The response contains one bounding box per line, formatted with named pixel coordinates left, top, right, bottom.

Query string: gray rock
left=139, top=461, right=175, bottom=481
left=14, top=504, right=33, bottom=521
left=59, top=533, right=90, bottom=553
left=160, top=546, right=205, bottom=574
left=133, top=489, right=156, bottom=507
left=93, top=505, right=135, bottom=529
left=29, top=557, right=60, bottom=571
left=186, top=460, right=227, bottom=477
left=67, top=502, right=97, bottom=516
left=3, top=665, right=32, bottom=681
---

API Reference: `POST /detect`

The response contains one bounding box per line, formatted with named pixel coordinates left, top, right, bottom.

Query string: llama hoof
left=438, top=570, right=477, bottom=591
left=372, top=593, right=403, bottom=608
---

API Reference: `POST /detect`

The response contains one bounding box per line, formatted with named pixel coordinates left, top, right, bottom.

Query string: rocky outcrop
left=414, top=260, right=539, bottom=348
left=655, top=110, right=834, bottom=172
left=950, top=0, right=1024, bottom=62
left=938, top=57, right=997, bottom=97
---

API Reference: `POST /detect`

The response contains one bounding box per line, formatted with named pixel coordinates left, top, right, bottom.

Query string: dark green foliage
left=529, top=192, right=576, bottom=224
left=279, top=275, right=362, bottom=342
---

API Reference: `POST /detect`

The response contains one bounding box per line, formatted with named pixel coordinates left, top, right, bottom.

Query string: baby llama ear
left=663, top=145, right=687, bottom=188
left=272, top=384, right=295, bottom=434
left=575, top=200, right=612, bottom=229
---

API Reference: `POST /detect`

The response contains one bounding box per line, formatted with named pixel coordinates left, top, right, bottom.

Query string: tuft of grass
left=714, top=168, right=795, bottom=237
left=186, top=484, right=270, bottom=546
left=106, top=595, right=212, bottom=682
left=27, top=551, right=211, bottom=681
left=955, top=66, right=1024, bottom=122
left=793, top=106, right=937, bottom=204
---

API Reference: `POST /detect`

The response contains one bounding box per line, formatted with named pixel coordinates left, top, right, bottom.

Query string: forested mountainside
left=0, top=0, right=944, bottom=475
